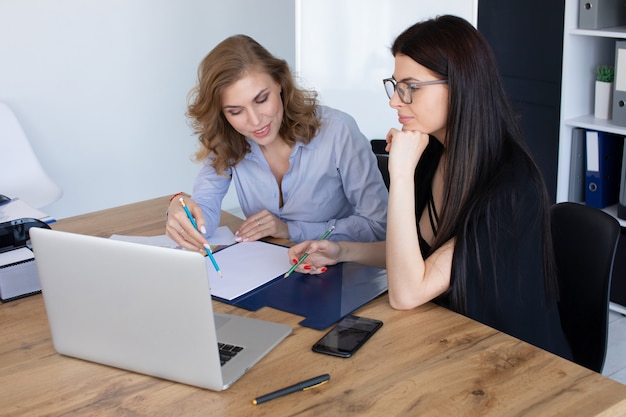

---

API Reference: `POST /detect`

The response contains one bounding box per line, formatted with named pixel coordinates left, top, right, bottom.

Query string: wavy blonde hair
left=187, top=35, right=321, bottom=175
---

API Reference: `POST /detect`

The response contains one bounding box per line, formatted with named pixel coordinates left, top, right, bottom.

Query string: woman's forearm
left=337, top=241, right=386, bottom=269
left=385, top=177, right=427, bottom=309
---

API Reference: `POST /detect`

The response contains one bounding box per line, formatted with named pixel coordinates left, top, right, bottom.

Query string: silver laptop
left=29, top=227, right=291, bottom=391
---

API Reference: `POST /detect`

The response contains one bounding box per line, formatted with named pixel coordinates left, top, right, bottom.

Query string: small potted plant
left=595, top=65, right=614, bottom=119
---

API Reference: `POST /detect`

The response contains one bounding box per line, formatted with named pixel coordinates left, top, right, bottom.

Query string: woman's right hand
left=385, top=128, right=430, bottom=179
left=286, top=240, right=342, bottom=275
left=165, top=194, right=208, bottom=252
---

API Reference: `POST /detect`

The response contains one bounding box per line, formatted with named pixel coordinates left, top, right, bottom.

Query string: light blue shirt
left=192, top=106, right=388, bottom=243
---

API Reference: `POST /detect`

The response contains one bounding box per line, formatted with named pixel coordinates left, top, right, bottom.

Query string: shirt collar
left=243, top=137, right=314, bottom=162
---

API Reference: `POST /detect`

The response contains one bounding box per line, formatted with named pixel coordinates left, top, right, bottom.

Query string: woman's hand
left=235, top=210, right=289, bottom=242
left=286, top=240, right=342, bottom=275
left=165, top=195, right=207, bottom=252
left=385, top=128, right=430, bottom=179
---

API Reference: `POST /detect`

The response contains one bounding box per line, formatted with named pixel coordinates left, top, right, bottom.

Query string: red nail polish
left=292, top=258, right=299, bottom=264
left=321, top=267, right=327, bottom=272
left=303, top=265, right=311, bottom=270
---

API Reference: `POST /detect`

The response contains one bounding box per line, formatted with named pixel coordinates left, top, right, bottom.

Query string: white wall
left=1, top=0, right=475, bottom=220
left=0, top=0, right=295, bottom=219
left=296, top=0, right=477, bottom=140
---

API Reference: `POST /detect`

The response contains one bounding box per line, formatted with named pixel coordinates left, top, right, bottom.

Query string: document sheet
left=207, top=241, right=291, bottom=301
left=109, top=228, right=290, bottom=301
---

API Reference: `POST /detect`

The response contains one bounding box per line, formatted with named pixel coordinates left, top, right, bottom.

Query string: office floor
left=604, top=309, right=626, bottom=385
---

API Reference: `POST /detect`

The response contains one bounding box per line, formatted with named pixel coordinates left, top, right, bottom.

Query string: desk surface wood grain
left=1, top=195, right=625, bottom=416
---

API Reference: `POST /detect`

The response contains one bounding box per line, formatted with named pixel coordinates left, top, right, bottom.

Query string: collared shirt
left=192, top=106, right=388, bottom=243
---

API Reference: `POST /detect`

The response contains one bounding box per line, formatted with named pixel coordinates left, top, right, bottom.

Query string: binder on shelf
left=618, top=137, right=626, bottom=219
left=585, top=130, right=624, bottom=209
left=569, top=128, right=586, bottom=202
left=578, top=0, right=626, bottom=29
left=613, top=41, right=626, bottom=126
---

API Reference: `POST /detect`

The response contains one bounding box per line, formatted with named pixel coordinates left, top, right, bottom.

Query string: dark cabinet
left=478, top=0, right=565, bottom=203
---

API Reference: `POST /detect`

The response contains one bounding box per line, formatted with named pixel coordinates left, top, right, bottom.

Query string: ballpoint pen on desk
left=179, top=197, right=223, bottom=278
left=252, top=374, right=330, bottom=405
left=284, top=225, right=335, bottom=278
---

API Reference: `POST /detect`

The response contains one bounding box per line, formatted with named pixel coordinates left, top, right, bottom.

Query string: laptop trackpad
left=214, top=314, right=230, bottom=330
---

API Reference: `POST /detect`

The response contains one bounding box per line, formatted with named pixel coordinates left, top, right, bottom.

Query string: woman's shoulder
left=317, top=105, right=360, bottom=128
left=313, top=106, right=367, bottom=144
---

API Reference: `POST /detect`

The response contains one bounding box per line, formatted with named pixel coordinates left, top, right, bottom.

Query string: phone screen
left=312, top=315, right=383, bottom=358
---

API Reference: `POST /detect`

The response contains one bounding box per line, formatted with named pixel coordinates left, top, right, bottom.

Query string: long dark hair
left=392, top=15, right=557, bottom=312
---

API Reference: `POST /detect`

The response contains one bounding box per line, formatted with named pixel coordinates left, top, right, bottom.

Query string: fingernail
left=321, top=267, right=327, bottom=273
left=292, top=258, right=299, bottom=264
left=234, top=236, right=242, bottom=242
left=304, top=265, right=311, bottom=270
left=200, top=225, right=206, bottom=234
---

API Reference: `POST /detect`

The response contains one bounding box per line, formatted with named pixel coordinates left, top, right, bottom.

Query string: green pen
left=284, top=226, right=335, bottom=278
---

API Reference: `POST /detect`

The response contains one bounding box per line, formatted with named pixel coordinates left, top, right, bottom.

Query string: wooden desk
left=2, top=196, right=626, bottom=416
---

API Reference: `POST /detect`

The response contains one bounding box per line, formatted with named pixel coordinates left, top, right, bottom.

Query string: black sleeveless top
left=417, top=188, right=438, bottom=255
left=413, top=136, right=573, bottom=361
left=415, top=136, right=442, bottom=257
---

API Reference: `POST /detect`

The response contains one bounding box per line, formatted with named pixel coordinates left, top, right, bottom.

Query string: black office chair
left=375, top=154, right=390, bottom=190
left=550, top=202, right=621, bottom=373
left=370, top=139, right=387, bottom=154
left=370, top=139, right=390, bottom=190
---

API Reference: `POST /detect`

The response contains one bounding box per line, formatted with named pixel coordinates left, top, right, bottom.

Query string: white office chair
left=0, top=102, right=63, bottom=209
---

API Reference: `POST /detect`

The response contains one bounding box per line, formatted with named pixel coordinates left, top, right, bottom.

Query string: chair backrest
left=370, top=139, right=387, bottom=155
left=370, top=139, right=390, bottom=190
left=550, top=202, right=620, bottom=372
left=0, top=102, right=63, bottom=208
left=375, top=154, right=390, bottom=190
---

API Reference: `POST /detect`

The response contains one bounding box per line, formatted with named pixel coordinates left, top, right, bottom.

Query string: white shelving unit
left=559, top=1, right=626, bottom=314
left=558, top=0, right=626, bottom=228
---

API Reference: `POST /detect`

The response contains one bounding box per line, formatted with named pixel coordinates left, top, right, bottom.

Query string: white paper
left=0, top=247, right=34, bottom=265
left=0, top=247, right=39, bottom=301
left=0, top=199, right=54, bottom=223
left=109, top=226, right=236, bottom=248
left=207, top=241, right=291, bottom=301
left=108, top=229, right=289, bottom=301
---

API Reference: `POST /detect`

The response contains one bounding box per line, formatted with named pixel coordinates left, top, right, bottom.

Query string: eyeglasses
left=383, top=78, right=448, bottom=104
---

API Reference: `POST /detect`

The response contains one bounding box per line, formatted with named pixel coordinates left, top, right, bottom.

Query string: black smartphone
left=312, top=315, right=383, bottom=358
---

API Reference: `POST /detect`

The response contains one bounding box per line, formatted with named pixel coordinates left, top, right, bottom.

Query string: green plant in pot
left=595, top=65, right=614, bottom=119
left=597, top=65, right=615, bottom=83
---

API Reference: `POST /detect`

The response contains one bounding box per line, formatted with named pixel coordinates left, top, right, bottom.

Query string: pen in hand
left=284, top=226, right=335, bottom=278
left=179, top=197, right=223, bottom=278
left=252, top=374, right=330, bottom=405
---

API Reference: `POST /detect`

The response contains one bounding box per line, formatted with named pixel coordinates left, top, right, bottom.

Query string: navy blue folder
left=216, top=261, right=388, bottom=330
left=585, top=130, right=624, bottom=209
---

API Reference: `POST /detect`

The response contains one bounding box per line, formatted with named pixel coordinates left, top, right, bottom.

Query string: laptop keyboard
left=218, top=342, right=244, bottom=366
